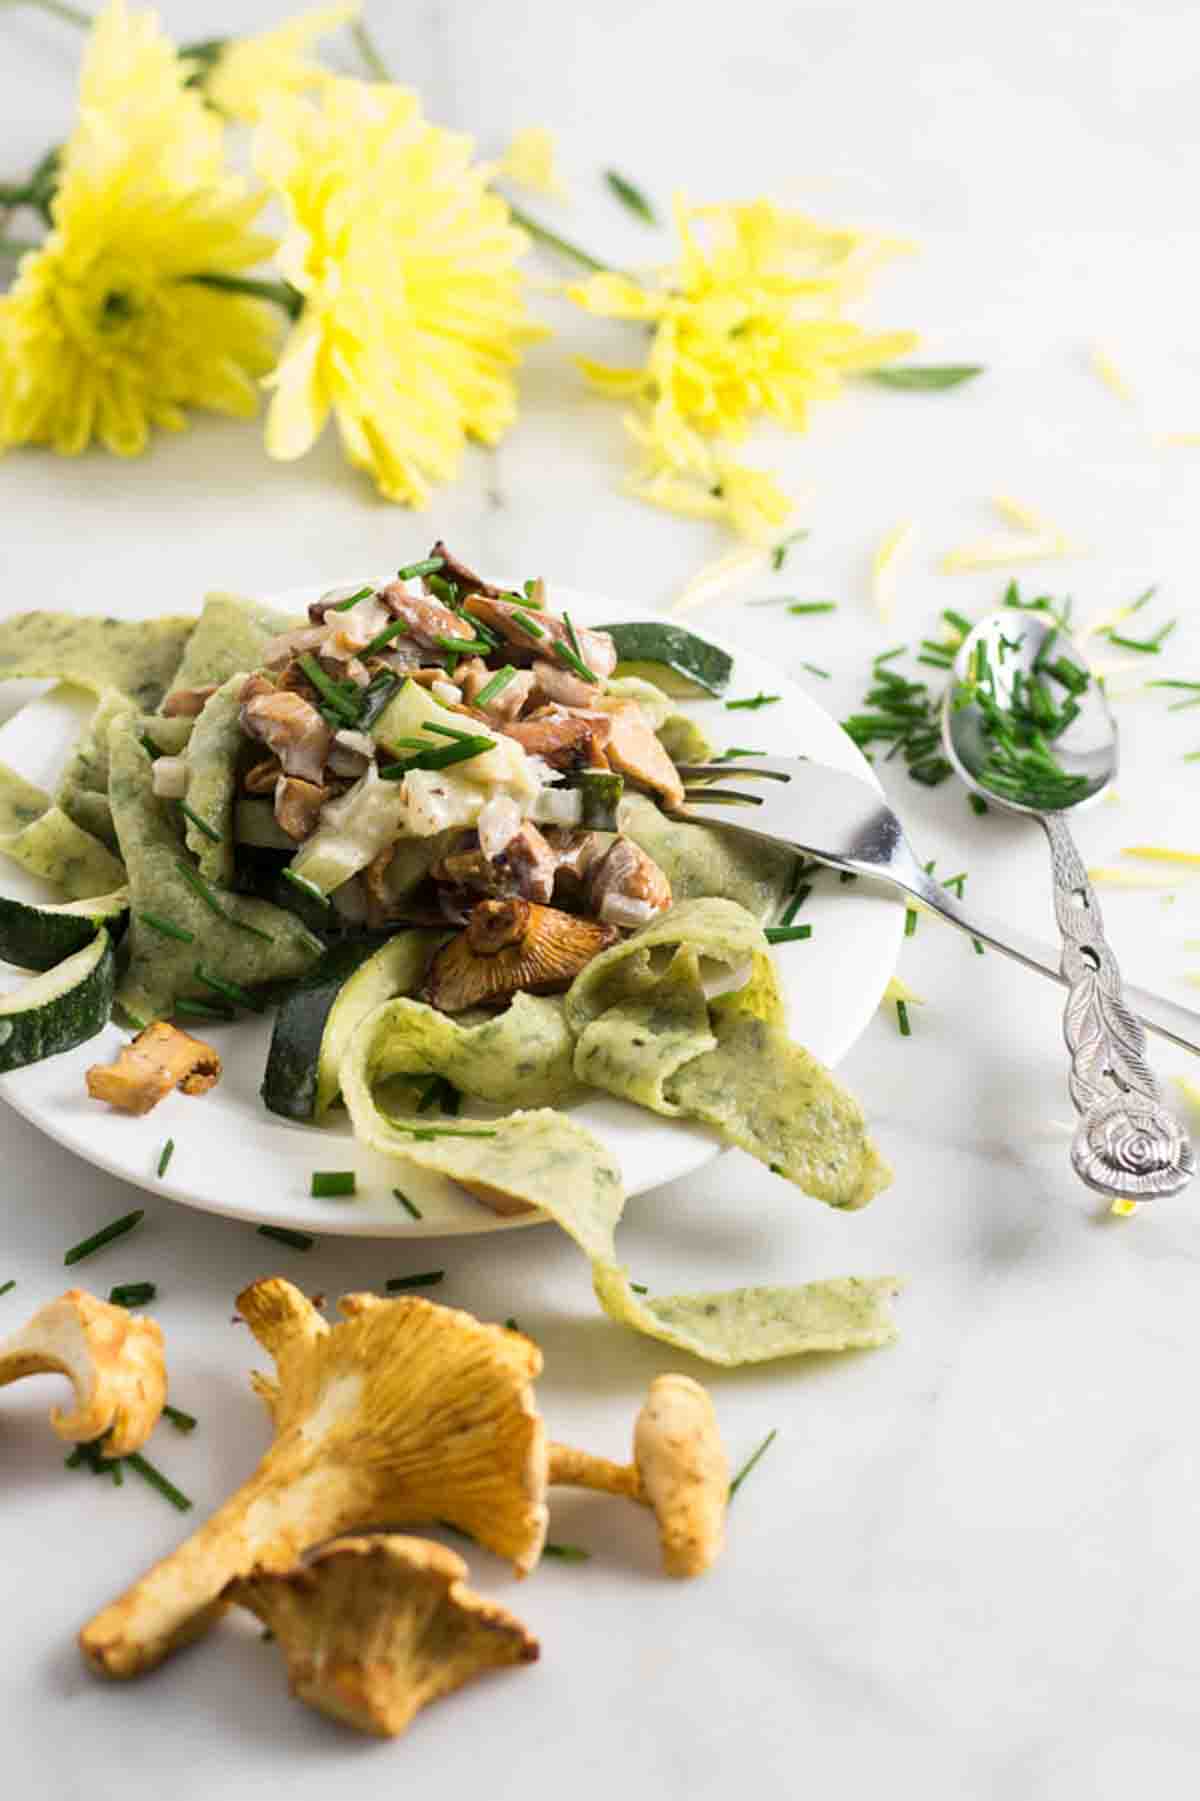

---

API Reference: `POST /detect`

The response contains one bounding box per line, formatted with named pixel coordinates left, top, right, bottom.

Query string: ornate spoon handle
left=1042, top=813, right=1194, bottom=1199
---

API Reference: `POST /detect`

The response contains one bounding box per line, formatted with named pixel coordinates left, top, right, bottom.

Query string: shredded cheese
left=992, top=493, right=1052, bottom=533
left=942, top=494, right=1083, bottom=573
left=1089, top=343, right=1134, bottom=403
left=1085, top=866, right=1179, bottom=889
left=872, top=519, right=915, bottom=621
left=672, top=544, right=769, bottom=614
left=1121, top=846, right=1200, bottom=866
left=882, top=975, right=924, bottom=1007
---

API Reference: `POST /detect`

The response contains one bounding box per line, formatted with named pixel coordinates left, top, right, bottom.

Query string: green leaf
left=604, top=169, right=657, bottom=225
left=867, top=364, right=984, bottom=392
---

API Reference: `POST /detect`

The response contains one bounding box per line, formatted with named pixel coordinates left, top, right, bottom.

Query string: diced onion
left=432, top=680, right=462, bottom=706
left=531, top=786, right=583, bottom=828
left=477, top=793, right=522, bottom=860
left=151, top=756, right=189, bottom=799
left=598, top=892, right=657, bottom=929
left=334, top=729, right=375, bottom=758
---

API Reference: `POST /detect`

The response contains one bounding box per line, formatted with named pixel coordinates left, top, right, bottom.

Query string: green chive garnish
left=64, top=1209, right=144, bottom=1267
left=630, top=1282, right=649, bottom=1295
left=382, top=1117, right=498, bottom=1141
left=138, top=732, right=161, bottom=760
left=163, top=1404, right=198, bottom=1433
left=311, top=1170, right=356, bottom=1198
left=421, top=720, right=482, bottom=743
left=139, top=910, right=194, bottom=944
left=282, top=866, right=331, bottom=907
left=786, top=601, right=837, bottom=616
left=195, top=965, right=265, bottom=1012
left=896, top=999, right=911, bottom=1036
left=969, top=793, right=988, bottom=815
left=177, top=800, right=220, bottom=844
left=801, top=662, right=830, bottom=679
left=156, top=1139, right=175, bottom=1178
left=779, top=881, right=812, bottom=927
left=174, top=996, right=235, bottom=1022
left=764, top=924, right=812, bottom=944
left=0, top=1279, right=16, bottom=1298
left=385, top=1270, right=445, bottom=1292
left=714, top=746, right=767, bottom=761
left=298, top=653, right=360, bottom=723
left=505, top=1317, right=521, bottom=1331
left=771, top=529, right=809, bottom=571
left=905, top=908, right=918, bottom=937
left=393, top=1188, right=422, bottom=1220
left=510, top=609, right=545, bottom=640
left=174, top=857, right=228, bottom=919
left=543, top=1542, right=592, bottom=1562
left=124, top=1451, right=192, bottom=1513
left=604, top=168, right=656, bottom=223
left=362, top=617, right=411, bottom=657
left=435, top=633, right=493, bottom=657
left=725, top=692, right=780, bottom=711
left=256, top=1224, right=315, bottom=1251
left=325, top=585, right=375, bottom=612
left=109, top=1282, right=157, bottom=1308
left=473, top=665, right=517, bottom=708
left=729, top=1427, right=778, bottom=1499
left=397, top=556, right=445, bottom=581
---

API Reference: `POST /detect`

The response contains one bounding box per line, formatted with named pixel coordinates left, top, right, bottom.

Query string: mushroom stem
left=547, top=1442, right=644, bottom=1501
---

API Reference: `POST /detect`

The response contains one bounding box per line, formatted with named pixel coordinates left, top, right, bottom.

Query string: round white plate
left=0, top=583, right=902, bottom=1237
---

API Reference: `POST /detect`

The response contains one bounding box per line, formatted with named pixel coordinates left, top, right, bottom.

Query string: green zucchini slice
left=0, top=929, right=116, bottom=1073
left=601, top=622, right=733, bottom=698
left=0, top=888, right=129, bottom=973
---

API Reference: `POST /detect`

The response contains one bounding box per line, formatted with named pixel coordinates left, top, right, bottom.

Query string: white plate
left=0, top=584, right=902, bottom=1237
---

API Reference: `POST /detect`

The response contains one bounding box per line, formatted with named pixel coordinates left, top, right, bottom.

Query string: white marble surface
left=5, top=1, right=1200, bottom=1795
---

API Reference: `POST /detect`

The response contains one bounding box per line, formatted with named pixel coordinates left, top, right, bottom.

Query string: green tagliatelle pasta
left=182, top=674, right=249, bottom=885
left=340, top=1001, right=901, bottom=1365
left=361, top=992, right=578, bottom=1110
left=165, top=593, right=302, bottom=698
left=619, top=792, right=797, bottom=922
left=0, top=613, right=195, bottom=709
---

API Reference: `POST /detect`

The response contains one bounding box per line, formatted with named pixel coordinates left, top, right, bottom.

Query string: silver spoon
left=941, top=609, right=1194, bottom=1202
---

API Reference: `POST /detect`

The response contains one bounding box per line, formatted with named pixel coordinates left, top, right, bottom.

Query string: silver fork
left=672, top=756, right=1200, bottom=1057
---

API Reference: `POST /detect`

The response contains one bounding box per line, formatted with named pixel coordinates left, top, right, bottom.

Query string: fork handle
left=904, top=867, right=1200, bottom=1060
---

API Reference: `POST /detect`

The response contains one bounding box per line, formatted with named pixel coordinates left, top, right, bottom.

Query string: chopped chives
left=604, top=167, right=656, bottom=222
left=156, top=1139, right=175, bottom=1178
left=393, top=1188, right=422, bottom=1220
left=1105, top=623, right=1176, bottom=653
left=194, top=966, right=262, bottom=1012
left=905, top=908, right=918, bottom=937
left=174, top=857, right=228, bottom=920
left=163, top=1404, right=198, bottom=1433
left=379, top=736, right=496, bottom=778
left=385, top=1270, right=445, bottom=1291
left=282, top=866, right=331, bottom=908
left=779, top=882, right=812, bottom=927
left=473, top=664, right=517, bottom=708
left=382, top=1117, right=498, bottom=1140
left=510, top=609, right=545, bottom=640
left=969, top=794, right=988, bottom=815
left=124, top=1451, right=192, bottom=1513
left=109, top=1281, right=156, bottom=1308
left=256, top=1224, right=315, bottom=1250
left=139, top=910, right=194, bottom=944
left=175, top=996, right=235, bottom=1022
left=896, top=999, right=911, bottom=1036
left=801, top=662, right=830, bottom=679
left=421, top=720, right=483, bottom=743
left=397, top=557, right=445, bottom=581
left=311, top=1171, right=356, bottom=1198
left=325, top=585, right=374, bottom=612
left=943, top=609, right=973, bottom=637
left=177, top=800, right=221, bottom=844
left=64, top=1209, right=144, bottom=1267
left=138, top=732, right=161, bottom=760
left=362, top=617, right=411, bottom=657
left=435, top=633, right=493, bottom=657
left=543, top=1542, right=591, bottom=1561
left=771, top=528, right=809, bottom=570
left=714, top=746, right=767, bottom=761
left=728, top=1427, right=778, bottom=1499
left=630, top=1282, right=649, bottom=1295
left=725, top=692, right=780, bottom=711
left=298, top=654, right=360, bottom=723
left=764, top=924, right=812, bottom=943
left=505, top=1317, right=520, bottom=1331
left=553, top=635, right=600, bottom=685
left=786, top=602, right=837, bottom=615
left=0, top=1279, right=15, bottom=1298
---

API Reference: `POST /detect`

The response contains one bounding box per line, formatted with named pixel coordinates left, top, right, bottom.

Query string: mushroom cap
left=0, top=1289, right=166, bottom=1456
left=424, top=899, right=618, bottom=1012
left=224, top=1533, right=539, bottom=1738
left=633, top=1374, right=729, bottom=1578
left=238, top=1281, right=550, bottom=1574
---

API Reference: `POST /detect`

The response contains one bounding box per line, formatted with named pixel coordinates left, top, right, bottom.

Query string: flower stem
left=22, top=0, right=93, bottom=27
left=0, top=236, right=37, bottom=257
left=183, top=273, right=304, bottom=321
left=505, top=203, right=609, bottom=275
left=349, top=17, right=390, bottom=81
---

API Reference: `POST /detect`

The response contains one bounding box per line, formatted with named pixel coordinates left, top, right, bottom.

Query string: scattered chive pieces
left=969, top=793, right=988, bottom=815
left=867, top=363, right=984, bottom=390
left=256, top=1224, right=315, bottom=1251
left=138, top=910, right=194, bottom=944
left=108, top=1281, right=156, bottom=1308
left=311, top=1171, right=356, bottom=1199
left=281, top=866, right=331, bottom=908
left=385, top=1270, right=445, bottom=1292
left=325, top=585, right=374, bottom=612
left=505, top=1317, right=521, bottom=1331
left=298, top=653, right=361, bottom=724
left=604, top=167, right=656, bottom=223
left=156, top=1139, right=175, bottom=1178
left=510, top=608, right=545, bottom=640
left=553, top=632, right=600, bottom=685
left=362, top=617, right=411, bottom=657
left=764, top=923, right=813, bottom=944
left=435, top=633, right=493, bottom=657
left=397, top=556, right=445, bottom=581
left=725, top=692, right=780, bottom=711
left=801, top=662, right=830, bottom=679
left=124, top=1451, right=192, bottom=1513
left=771, top=528, right=810, bottom=571
left=779, top=882, right=812, bottom=927
left=393, top=1188, right=422, bottom=1220
left=905, top=908, right=918, bottom=937
left=896, top=999, right=912, bottom=1036
left=138, top=732, right=161, bottom=759
left=177, top=800, right=221, bottom=844
left=195, top=965, right=265, bottom=1013
left=728, top=1427, right=778, bottom=1499
left=174, top=857, right=228, bottom=919
left=714, top=746, right=766, bottom=761
left=163, top=1403, right=197, bottom=1433
left=64, top=1209, right=144, bottom=1267
left=1104, top=622, right=1176, bottom=654
left=543, top=1542, right=592, bottom=1562
left=787, top=601, right=837, bottom=616
left=381, top=1118, right=498, bottom=1141
left=0, top=1279, right=15, bottom=1298
left=473, top=665, right=517, bottom=708
left=174, top=996, right=235, bottom=1022
left=421, top=720, right=483, bottom=743
left=630, top=1282, right=649, bottom=1295
left=943, top=608, right=973, bottom=637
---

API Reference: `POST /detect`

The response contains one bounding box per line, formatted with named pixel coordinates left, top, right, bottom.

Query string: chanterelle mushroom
left=424, top=898, right=618, bottom=1012
left=224, top=1534, right=538, bottom=1738
left=86, top=1022, right=221, bottom=1115
left=548, top=1374, right=729, bottom=1578
left=0, top=1289, right=166, bottom=1457
left=80, top=1283, right=548, bottom=1680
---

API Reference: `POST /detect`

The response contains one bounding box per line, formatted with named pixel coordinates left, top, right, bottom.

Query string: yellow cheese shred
left=673, top=545, right=769, bottom=615
left=1120, top=846, right=1200, bottom=867
left=872, top=519, right=916, bottom=621
left=1089, top=343, right=1134, bottom=403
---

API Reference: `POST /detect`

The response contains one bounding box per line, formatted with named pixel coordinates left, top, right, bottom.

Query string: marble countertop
left=4, top=1, right=1200, bottom=1795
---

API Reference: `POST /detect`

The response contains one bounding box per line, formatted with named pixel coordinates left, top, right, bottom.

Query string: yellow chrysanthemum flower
left=200, top=6, right=358, bottom=125
left=0, top=1, right=279, bottom=457
left=254, top=79, right=546, bottom=505
left=498, top=127, right=568, bottom=199
left=567, top=196, right=916, bottom=536
left=624, top=415, right=792, bottom=545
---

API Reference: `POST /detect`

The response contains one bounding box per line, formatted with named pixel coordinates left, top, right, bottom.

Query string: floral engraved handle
left=1043, top=813, right=1194, bottom=1199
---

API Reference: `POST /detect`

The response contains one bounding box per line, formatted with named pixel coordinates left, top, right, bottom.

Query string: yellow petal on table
left=672, top=545, right=770, bottom=614
left=1120, top=846, right=1200, bottom=866
left=1085, top=866, right=1179, bottom=889
left=991, top=493, right=1054, bottom=533
left=940, top=531, right=1082, bottom=573
left=1089, top=342, right=1135, bottom=403
left=497, top=127, right=568, bottom=199
left=883, top=976, right=925, bottom=1007
left=872, top=519, right=916, bottom=621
